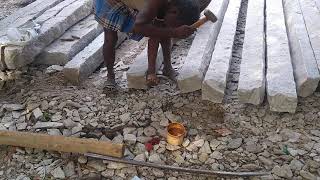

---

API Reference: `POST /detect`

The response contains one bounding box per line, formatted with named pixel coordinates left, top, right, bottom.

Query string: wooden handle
left=191, top=17, right=208, bottom=29
left=0, top=130, right=124, bottom=158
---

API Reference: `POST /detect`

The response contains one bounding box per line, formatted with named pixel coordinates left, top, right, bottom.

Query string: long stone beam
left=1, top=0, right=93, bottom=70
left=35, top=15, right=103, bottom=65
left=299, top=0, right=320, bottom=89
left=202, top=0, right=241, bottom=103
left=63, top=32, right=126, bottom=84
left=0, top=0, right=64, bottom=37
left=177, top=0, right=230, bottom=93
left=266, top=0, right=297, bottom=113
left=283, top=0, right=320, bottom=97
left=238, top=0, right=266, bottom=105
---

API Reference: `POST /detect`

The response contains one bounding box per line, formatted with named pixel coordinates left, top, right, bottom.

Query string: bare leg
left=161, top=38, right=178, bottom=80
left=147, top=38, right=161, bottom=86
left=103, top=28, right=118, bottom=86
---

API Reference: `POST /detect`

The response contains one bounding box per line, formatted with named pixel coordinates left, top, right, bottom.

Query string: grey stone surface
left=33, top=122, right=64, bottom=129
left=299, top=0, right=320, bottom=90
left=283, top=0, right=320, bottom=97
left=63, top=32, right=126, bottom=84
left=127, top=44, right=170, bottom=90
left=266, top=0, right=297, bottom=113
left=202, top=0, right=241, bottom=103
left=1, top=0, right=93, bottom=69
left=0, top=0, right=64, bottom=37
left=238, top=0, right=265, bottom=105
left=177, top=0, right=230, bottom=93
left=35, top=15, right=103, bottom=65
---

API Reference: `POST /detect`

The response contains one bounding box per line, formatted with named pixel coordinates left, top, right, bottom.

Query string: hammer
left=191, top=9, right=217, bottom=29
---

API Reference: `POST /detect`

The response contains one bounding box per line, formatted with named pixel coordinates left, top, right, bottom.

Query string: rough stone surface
left=238, top=0, right=265, bottom=105
left=33, top=122, right=63, bottom=129
left=1, top=0, right=93, bottom=70
left=266, top=0, right=297, bottom=113
left=127, top=45, right=168, bottom=89
left=283, top=0, right=320, bottom=97
left=177, top=0, right=229, bottom=93
left=202, top=0, right=241, bottom=103
left=64, top=32, right=126, bottom=84
left=35, top=15, right=103, bottom=65
left=0, top=0, right=64, bottom=37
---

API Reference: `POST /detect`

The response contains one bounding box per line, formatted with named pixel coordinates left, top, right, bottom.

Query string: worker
left=95, top=0, right=211, bottom=87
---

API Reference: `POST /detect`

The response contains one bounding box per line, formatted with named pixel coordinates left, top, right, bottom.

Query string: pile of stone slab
left=0, top=0, right=126, bottom=84
left=180, top=0, right=320, bottom=113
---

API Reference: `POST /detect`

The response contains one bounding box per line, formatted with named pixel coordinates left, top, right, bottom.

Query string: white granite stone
left=283, top=0, right=320, bottom=97
left=266, top=0, right=297, bottom=113
left=177, top=0, right=230, bottom=93
left=202, top=0, right=241, bottom=103
left=238, top=0, right=265, bottom=105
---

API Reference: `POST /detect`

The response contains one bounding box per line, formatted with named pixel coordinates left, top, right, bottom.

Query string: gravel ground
left=0, top=0, right=320, bottom=180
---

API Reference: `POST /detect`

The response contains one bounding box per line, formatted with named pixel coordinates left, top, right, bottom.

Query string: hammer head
left=204, top=9, right=218, bottom=23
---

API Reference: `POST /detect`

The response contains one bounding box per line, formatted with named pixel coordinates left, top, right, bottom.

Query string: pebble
left=210, top=151, right=223, bottom=160
left=32, top=108, right=43, bottom=120
left=199, top=141, right=212, bottom=154
left=199, top=153, right=209, bottom=163
left=134, top=154, right=146, bottom=162
left=258, top=156, right=273, bottom=166
left=186, top=139, right=205, bottom=151
left=143, top=126, right=156, bottom=137
left=124, top=134, right=137, bottom=145
left=148, top=154, right=162, bottom=163
left=107, top=162, right=128, bottom=170
left=33, top=122, right=64, bottom=129
left=272, top=165, right=293, bottom=179
left=87, top=160, right=106, bottom=171
left=182, top=139, right=190, bottom=147
left=3, top=104, right=24, bottom=111
left=166, top=144, right=181, bottom=151
left=119, top=113, right=131, bottom=123
left=16, top=123, right=27, bottom=130
left=47, top=129, right=62, bottom=136
left=51, top=166, right=65, bottom=179
left=300, top=170, right=316, bottom=180
left=101, top=169, right=115, bottom=178
left=63, top=161, right=75, bottom=177
left=152, top=169, right=164, bottom=177
left=78, top=156, right=87, bottom=164
left=228, top=138, right=243, bottom=149
left=210, top=140, right=221, bottom=150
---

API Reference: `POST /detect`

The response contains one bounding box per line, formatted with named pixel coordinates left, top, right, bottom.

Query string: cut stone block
left=0, top=0, right=65, bottom=37
left=202, top=0, right=241, bottom=103
left=126, top=44, right=167, bottom=90
left=63, top=32, right=126, bottom=84
left=238, top=0, right=265, bottom=105
left=283, top=0, right=320, bottom=97
left=266, top=0, right=297, bottom=113
left=299, top=0, right=320, bottom=87
left=177, top=0, right=230, bottom=93
left=35, top=15, right=103, bottom=65
left=1, top=0, right=93, bottom=69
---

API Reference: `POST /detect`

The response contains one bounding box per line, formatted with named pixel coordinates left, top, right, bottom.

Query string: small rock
left=300, top=170, right=316, bottom=180
left=281, top=129, right=301, bottom=143
left=246, top=142, right=263, bottom=154
left=166, top=144, right=181, bottom=151
left=51, top=113, right=62, bottom=122
left=268, top=134, right=283, bottom=143
left=133, top=102, right=147, bottom=111
left=119, top=113, right=131, bottom=123
left=107, top=162, right=127, bottom=170
left=33, top=122, right=63, bottom=129
left=210, top=140, right=221, bottom=150
left=71, top=125, right=83, bottom=134
left=144, top=126, right=156, bottom=137
left=45, top=65, right=64, bottom=74
left=272, top=165, right=293, bottom=179
left=16, top=174, right=30, bottom=180
left=199, top=153, right=209, bottom=163
left=3, top=104, right=24, bottom=111
left=63, top=119, right=77, bottom=128
left=87, top=160, right=106, bottom=171
left=186, top=139, right=204, bottom=151
left=159, top=118, right=169, bottom=127
left=101, top=169, right=115, bottom=178
left=124, top=134, right=137, bottom=145
left=47, top=129, right=62, bottom=136
left=199, top=141, right=212, bottom=154
left=112, top=134, right=124, bottom=144
left=289, top=159, right=304, bottom=171
left=258, top=156, right=273, bottom=166
left=228, top=138, right=243, bottom=149
left=182, top=139, right=190, bottom=147
left=16, top=123, right=27, bottom=130
left=32, top=108, right=43, bottom=120
left=311, top=130, right=320, bottom=137
left=188, top=129, right=198, bottom=136
left=40, top=100, right=49, bottom=111
left=78, top=156, right=87, bottom=164
left=123, top=127, right=136, bottom=135
left=134, top=154, right=146, bottom=162
left=63, top=161, right=75, bottom=177
left=148, top=154, right=162, bottom=163
left=100, top=135, right=111, bottom=142
left=51, top=167, right=65, bottom=179
left=210, top=151, right=223, bottom=160
left=152, top=169, right=164, bottom=177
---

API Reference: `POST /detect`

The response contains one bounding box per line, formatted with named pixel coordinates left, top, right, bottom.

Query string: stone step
left=202, top=0, right=241, bottom=103
left=0, top=0, right=64, bottom=37
left=1, top=0, right=93, bottom=70
left=35, top=15, right=103, bottom=65
left=63, top=32, right=126, bottom=84
left=266, top=0, right=297, bottom=113
left=299, top=0, right=320, bottom=90
left=177, top=0, right=230, bottom=93
left=126, top=43, right=169, bottom=90
left=283, top=0, right=320, bottom=97
left=238, top=0, right=266, bottom=105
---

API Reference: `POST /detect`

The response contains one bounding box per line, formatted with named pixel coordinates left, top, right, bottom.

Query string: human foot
left=105, top=70, right=116, bottom=88
left=162, top=66, right=179, bottom=81
left=146, top=72, right=159, bottom=87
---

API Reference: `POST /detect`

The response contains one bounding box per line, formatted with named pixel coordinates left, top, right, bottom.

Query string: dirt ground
left=0, top=0, right=320, bottom=180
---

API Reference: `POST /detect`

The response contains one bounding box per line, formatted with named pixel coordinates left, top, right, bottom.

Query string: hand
left=173, top=25, right=196, bottom=39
